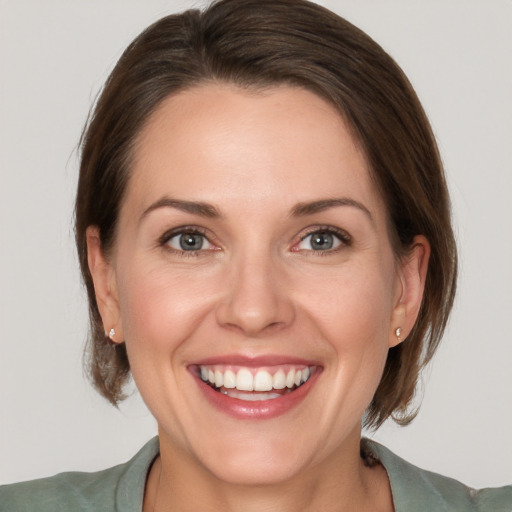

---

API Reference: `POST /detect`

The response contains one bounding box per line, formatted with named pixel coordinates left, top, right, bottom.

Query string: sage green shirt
left=1, top=437, right=511, bottom=511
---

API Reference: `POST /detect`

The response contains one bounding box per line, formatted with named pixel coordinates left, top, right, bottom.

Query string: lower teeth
left=223, top=389, right=283, bottom=401
left=207, top=382, right=298, bottom=401
left=203, top=381, right=302, bottom=402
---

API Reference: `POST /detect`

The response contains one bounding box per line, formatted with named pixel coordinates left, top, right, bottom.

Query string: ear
left=389, top=235, right=430, bottom=348
left=86, top=226, right=124, bottom=343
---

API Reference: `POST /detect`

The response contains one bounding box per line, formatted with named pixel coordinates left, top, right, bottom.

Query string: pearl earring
left=395, top=327, right=402, bottom=342
left=108, top=328, right=116, bottom=340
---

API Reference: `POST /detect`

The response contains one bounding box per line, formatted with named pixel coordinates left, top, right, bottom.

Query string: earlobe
left=389, top=235, right=430, bottom=347
left=86, top=226, right=124, bottom=343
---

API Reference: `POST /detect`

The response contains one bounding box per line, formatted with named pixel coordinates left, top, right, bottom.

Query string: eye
left=295, top=229, right=349, bottom=252
left=164, top=230, right=215, bottom=252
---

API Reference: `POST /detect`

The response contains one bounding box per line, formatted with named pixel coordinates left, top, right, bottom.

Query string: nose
left=215, top=251, right=295, bottom=337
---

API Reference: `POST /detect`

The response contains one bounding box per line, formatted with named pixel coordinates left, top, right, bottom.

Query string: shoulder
left=0, top=437, right=159, bottom=512
left=364, top=438, right=512, bottom=512
left=0, top=466, right=122, bottom=512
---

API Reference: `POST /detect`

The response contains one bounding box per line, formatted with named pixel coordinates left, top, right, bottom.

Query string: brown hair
left=75, top=0, right=457, bottom=429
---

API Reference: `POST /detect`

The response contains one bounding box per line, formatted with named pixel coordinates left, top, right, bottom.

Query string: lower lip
left=193, top=370, right=320, bottom=420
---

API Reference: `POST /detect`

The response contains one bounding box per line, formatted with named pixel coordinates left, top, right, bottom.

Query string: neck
left=144, top=429, right=393, bottom=512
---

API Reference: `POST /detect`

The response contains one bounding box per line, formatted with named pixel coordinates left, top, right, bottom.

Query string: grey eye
left=167, top=232, right=210, bottom=251
left=298, top=231, right=342, bottom=251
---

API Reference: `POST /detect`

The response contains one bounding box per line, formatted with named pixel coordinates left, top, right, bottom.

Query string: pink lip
left=192, top=354, right=321, bottom=367
left=188, top=357, right=322, bottom=420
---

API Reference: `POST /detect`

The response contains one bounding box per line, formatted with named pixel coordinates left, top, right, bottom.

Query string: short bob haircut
left=75, top=0, right=457, bottom=429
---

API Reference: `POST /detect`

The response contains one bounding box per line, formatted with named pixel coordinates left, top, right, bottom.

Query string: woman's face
left=91, top=84, right=422, bottom=485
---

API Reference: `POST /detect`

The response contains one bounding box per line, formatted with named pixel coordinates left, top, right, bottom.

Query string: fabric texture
left=1, top=437, right=511, bottom=511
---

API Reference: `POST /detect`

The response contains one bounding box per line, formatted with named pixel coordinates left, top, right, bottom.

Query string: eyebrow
left=140, top=197, right=222, bottom=221
left=291, top=198, right=373, bottom=221
left=140, top=196, right=372, bottom=223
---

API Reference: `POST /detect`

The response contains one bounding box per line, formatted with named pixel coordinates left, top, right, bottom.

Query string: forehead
left=126, top=83, right=385, bottom=221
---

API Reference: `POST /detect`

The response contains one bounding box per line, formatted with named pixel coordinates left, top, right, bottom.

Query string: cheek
left=114, top=263, right=225, bottom=418
left=115, top=257, right=228, bottom=361
left=297, top=262, right=396, bottom=348
left=285, top=262, right=397, bottom=435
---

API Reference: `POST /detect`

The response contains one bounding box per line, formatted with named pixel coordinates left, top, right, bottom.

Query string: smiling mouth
left=196, top=365, right=315, bottom=402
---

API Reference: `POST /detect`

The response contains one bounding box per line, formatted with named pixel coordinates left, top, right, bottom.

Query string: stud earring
left=108, top=328, right=116, bottom=340
left=395, top=327, right=402, bottom=342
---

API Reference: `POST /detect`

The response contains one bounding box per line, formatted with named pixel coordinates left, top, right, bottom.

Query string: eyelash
left=293, top=226, right=352, bottom=255
left=159, top=226, right=217, bottom=257
left=158, top=225, right=352, bottom=257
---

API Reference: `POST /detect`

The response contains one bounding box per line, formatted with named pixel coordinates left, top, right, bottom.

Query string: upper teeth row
left=200, top=366, right=312, bottom=392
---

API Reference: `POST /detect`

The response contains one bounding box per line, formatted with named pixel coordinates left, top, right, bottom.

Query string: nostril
left=216, top=300, right=293, bottom=335
left=214, top=262, right=296, bottom=335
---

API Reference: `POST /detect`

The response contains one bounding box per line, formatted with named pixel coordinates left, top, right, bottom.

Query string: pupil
left=311, top=232, right=333, bottom=250
left=179, top=233, right=203, bottom=250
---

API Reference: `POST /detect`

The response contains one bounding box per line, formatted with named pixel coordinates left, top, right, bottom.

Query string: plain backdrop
left=1, top=0, right=511, bottom=488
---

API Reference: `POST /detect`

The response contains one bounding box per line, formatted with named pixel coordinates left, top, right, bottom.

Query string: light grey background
left=1, top=0, right=511, bottom=487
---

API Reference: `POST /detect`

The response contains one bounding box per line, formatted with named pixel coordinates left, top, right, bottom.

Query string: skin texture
left=87, top=84, right=429, bottom=512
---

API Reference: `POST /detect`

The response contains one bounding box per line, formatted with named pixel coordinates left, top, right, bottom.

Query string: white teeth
left=225, top=390, right=282, bottom=401
left=223, top=369, right=236, bottom=389
left=214, top=369, right=223, bottom=388
left=285, top=369, right=295, bottom=388
left=236, top=368, right=254, bottom=391
left=272, top=369, right=286, bottom=389
left=253, top=370, right=273, bottom=391
left=199, top=365, right=314, bottom=393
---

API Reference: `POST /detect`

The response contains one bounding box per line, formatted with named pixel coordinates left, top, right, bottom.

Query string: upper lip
left=190, top=354, right=322, bottom=367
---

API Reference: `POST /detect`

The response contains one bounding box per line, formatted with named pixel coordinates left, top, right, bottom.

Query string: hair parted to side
left=75, top=0, right=457, bottom=429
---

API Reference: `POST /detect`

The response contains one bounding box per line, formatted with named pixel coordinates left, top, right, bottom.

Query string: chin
left=177, top=422, right=317, bottom=486
left=201, top=448, right=305, bottom=486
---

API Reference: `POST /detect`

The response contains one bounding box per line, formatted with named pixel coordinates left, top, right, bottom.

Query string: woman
left=1, top=0, right=510, bottom=510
